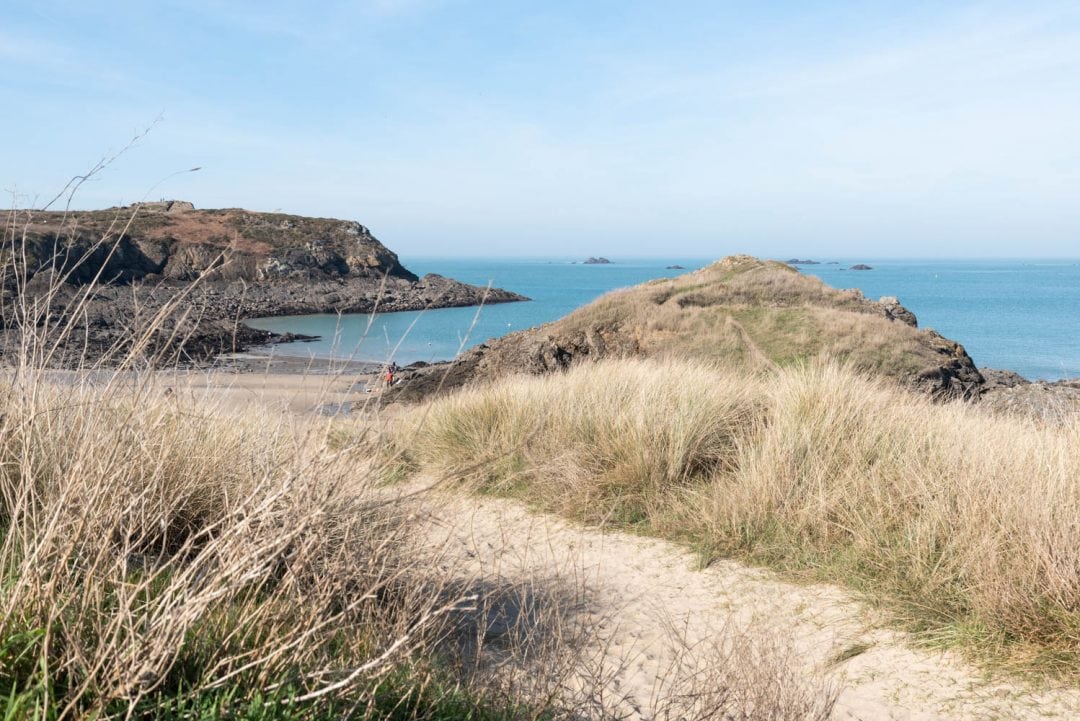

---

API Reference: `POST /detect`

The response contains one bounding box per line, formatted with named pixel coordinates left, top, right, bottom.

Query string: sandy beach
left=32, top=351, right=389, bottom=416
left=168, top=352, right=384, bottom=415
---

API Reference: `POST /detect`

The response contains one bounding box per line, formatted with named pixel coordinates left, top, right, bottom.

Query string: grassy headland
left=392, top=255, right=985, bottom=403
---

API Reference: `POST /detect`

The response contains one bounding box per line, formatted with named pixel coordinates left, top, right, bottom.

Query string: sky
left=2, top=1, right=1080, bottom=258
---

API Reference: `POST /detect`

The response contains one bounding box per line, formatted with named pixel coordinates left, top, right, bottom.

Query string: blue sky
left=3, top=1, right=1079, bottom=257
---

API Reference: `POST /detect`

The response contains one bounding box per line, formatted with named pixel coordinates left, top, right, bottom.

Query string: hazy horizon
left=5, top=1, right=1080, bottom=259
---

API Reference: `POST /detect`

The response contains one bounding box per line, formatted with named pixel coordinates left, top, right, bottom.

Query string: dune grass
left=395, top=360, right=762, bottom=530
left=0, top=370, right=466, bottom=719
left=398, top=358, right=1080, bottom=678
left=1, top=199, right=844, bottom=719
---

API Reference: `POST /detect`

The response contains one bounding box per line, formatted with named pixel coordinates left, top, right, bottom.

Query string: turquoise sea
left=246, top=257, right=1080, bottom=381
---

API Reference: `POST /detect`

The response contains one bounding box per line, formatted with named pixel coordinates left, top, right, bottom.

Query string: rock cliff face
left=390, top=255, right=986, bottom=403
left=2, top=202, right=526, bottom=365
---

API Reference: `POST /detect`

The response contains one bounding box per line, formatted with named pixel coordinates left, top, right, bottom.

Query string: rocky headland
left=389, top=255, right=987, bottom=403
left=1, top=201, right=527, bottom=365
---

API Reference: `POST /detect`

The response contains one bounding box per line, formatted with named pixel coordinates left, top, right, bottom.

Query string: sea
left=246, top=257, right=1080, bottom=381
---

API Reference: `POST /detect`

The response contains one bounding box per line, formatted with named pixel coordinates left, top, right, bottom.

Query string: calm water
left=246, top=257, right=1080, bottom=381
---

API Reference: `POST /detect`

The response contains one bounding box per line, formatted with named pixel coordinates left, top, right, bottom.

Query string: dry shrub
left=650, top=620, right=839, bottom=721
left=0, top=201, right=474, bottom=718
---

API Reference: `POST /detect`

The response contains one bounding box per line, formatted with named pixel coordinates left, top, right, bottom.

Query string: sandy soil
left=161, top=368, right=376, bottom=416
left=414, top=485, right=1080, bottom=721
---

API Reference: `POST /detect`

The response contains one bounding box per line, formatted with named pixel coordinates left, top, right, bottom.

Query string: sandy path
left=415, top=486, right=1080, bottom=721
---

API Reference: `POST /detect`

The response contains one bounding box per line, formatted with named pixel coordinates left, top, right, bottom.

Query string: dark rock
left=877, top=296, right=918, bottom=327
left=785, top=259, right=820, bottom=265
left=666, top=265, right=685, bottom=270
left=850, top=264, right=873, bottom=270
left=912, top=330, right=984, bottom=399
left=583, top=257, right=612, bottom=264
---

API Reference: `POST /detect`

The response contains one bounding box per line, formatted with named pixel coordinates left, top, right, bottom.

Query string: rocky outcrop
left=878, top=296, right=918, bottom=327
left=2, top=203, right=527, bottom=365
left=583, top=257, right=612, bottom=264
left=911, top=330, right=984, bottom=399
left=979, top=368, right=1030, bottom=391
left=850, top=264, right=873, bottom=270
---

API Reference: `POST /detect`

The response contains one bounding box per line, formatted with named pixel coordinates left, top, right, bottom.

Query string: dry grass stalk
left=649, top=619, right=840, bottom=721
left=0, top=201, right=478, bottom=718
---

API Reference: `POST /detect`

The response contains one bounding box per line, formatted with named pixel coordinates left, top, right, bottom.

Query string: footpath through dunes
left=414, top=484, right=1080, bottom=721
left=389, top=254, right=985, bottom=402
left=1, top=201, right=526, bottom=365
left=390, top=358, right=1080, bottom=701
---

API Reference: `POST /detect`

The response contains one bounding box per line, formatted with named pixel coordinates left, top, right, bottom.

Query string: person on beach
left=385, top=362, right=397, bottom=389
